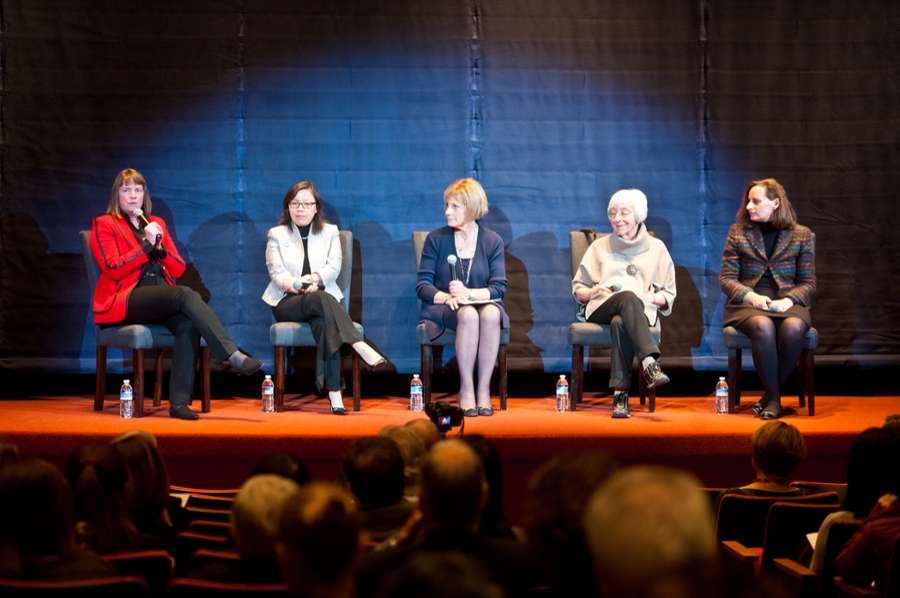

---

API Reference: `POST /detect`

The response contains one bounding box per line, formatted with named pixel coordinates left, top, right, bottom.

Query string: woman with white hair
left=572, top=189, right=676, bottom=418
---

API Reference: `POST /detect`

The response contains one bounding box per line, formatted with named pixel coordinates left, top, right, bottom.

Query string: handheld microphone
left=133, top=209, right=162, bottom=243
left=610, top=284, right=622, bottom=292
left=447, top=255, right=458, bottom=282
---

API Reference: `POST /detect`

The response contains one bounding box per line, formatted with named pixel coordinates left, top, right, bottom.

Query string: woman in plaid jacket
left=719, top=179, right=816, bottom=419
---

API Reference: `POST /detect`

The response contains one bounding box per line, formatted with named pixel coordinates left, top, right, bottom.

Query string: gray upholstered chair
left=269, top=230, right=361, bottom=412
left=412, top=231, right=508, bottom=410
left=568, top=229, right=660, bottom=412
left=79, top=230, right=210, bottom=417
left=723, top=326, right=818, bottom=415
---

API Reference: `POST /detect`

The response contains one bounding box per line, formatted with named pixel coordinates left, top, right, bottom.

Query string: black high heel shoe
left=751, top=393, right=770, bottom=415
left=330, top=405, right=347, bottom=415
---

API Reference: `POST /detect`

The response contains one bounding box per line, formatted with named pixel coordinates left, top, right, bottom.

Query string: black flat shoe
left=234, top=356, right=264, bottom=376
left=330, top=406, right=347, bottom=415
left=751, top=393, right=770, bottom=415
left=463, top=408, right=478, bottom=417
left=760, top=403, right=783, bottom=420
left=169, top=404, right=199, bottom=420
left=478, top=407, right=494, bottom=416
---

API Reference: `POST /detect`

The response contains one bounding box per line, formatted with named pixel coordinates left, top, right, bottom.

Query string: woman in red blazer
left=90, top=169, right=262, bottom=419
left=719, top=179, right=816, bottom=419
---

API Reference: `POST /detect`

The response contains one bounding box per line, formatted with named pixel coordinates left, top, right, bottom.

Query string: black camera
left=425, top=400, right=464, bottom=434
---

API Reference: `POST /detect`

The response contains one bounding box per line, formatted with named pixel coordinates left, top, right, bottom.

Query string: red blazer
left=90, top=213, right=186, bottom=324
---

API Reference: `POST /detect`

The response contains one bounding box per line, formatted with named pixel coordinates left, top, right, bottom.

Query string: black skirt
left=723, top=303, right=811, bottom=328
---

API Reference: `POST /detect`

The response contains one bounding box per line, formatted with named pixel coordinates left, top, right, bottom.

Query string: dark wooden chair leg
left=153, top=349, right=164, bottom=407
left=95, top=346, right=107, bottom=411
left=133, top=349, right=145, bottom=418
left=499, top=344, right=508, bottom=410
left=649, top=384, right=657, bottom=413
left=727, top=347, right=741, bottom=414
left=352, top=353, right=361, bottom=412
left=200, top=347, right=211, bottom=413
left=422, top=345, right=433, bottom=407
left=274, top=346, right=285, bottom=412
left=571, top=344, right=583, bottom=411
left=805, top=349, right=815, bottom=416
left=639, top=362, right=647, bottom=406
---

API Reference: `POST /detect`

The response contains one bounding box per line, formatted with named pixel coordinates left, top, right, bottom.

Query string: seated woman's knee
left=479, top=304, right=501, bottom=324
left=456, top=305, right=480, bottom=325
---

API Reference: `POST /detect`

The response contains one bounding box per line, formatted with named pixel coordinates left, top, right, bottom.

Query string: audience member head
left=584, top=466, right=715, bottom=598
left=404, top=418, right=442, bottom=450
left=343, top=437, right=405, bottom=510
left=884, top=414, right=900, bottom=430
left=419, top=439, right=486, bottom=529
left=524, top=451, right=618, bottom=593
left=372, top=550, right=505, bottom=598
left=379, top=425, right=426, bottom=497
left=276, top=482, right=360, bottom=598
left=110, top=430, right=170, bottom=528
left=0, top=458, right=77, bottom=576
left=249, top=453, right=311, bottom=486
left=63, top=441, right=139, bottom=553
left=0, top=433, right=18, bottom=471
left=460, top=434, right=511, bottom=538
left=231, top=474, right=299, bottom=561
left=841, top=427, right=900, bottom=517
left=750, top=421, right=807, bottom=479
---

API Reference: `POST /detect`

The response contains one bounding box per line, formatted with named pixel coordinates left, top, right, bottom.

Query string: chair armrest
left=773, top=558, right=816, bottom=581
left=722, top=541, right=760, bottom=562
left=833, top=577, right=879, bottom=598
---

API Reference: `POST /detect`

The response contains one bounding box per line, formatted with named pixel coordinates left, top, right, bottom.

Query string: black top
left=293, top=222, right=312, bottom=277
left=754, top=221, right=779, bottom=299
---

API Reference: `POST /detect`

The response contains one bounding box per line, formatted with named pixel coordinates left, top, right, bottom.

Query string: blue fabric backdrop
left=1, top=0, right=898, bottom=375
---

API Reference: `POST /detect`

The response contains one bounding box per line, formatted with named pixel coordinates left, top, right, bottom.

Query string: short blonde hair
left=608, top=189, right=648, bottom=224
left=444, top=178, right=489, bottom=221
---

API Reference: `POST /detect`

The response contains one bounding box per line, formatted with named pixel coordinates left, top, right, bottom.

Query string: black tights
left=737, top=316, right=808, bottom=405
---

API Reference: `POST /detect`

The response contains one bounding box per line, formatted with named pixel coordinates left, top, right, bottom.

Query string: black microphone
left=447, top=255, right=458, bottom=282
left=133, top=209, right=161, bottom=244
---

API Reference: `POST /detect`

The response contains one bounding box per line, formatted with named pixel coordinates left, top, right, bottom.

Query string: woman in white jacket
left=263, top=181, right=384, bottom=414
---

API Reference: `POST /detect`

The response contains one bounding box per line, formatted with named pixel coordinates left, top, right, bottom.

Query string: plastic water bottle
left=119, top=379, right=133, bottom=419
left=716, top=377, right=729, bottom=415
left=410, top=374, right=423, bottom=412
left=262, top=375, right=275, bottom=413
left=556, top=375, right=569, bottom=412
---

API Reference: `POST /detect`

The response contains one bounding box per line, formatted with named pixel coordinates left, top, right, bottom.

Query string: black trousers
left=273, top=291, right=363, bottom=392
left=587, top=291, right=660, bottom=391
left=120, top=284, right=237, bottom=405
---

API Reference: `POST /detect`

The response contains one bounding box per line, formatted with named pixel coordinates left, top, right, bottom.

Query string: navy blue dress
left=416, top=225, right=509, bottom=340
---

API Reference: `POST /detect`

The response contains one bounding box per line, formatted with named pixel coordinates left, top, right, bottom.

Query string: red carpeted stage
left=3, top=389, right=898, bottom=523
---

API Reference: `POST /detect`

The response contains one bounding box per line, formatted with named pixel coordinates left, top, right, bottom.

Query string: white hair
left=608, top=189, right=649, bottom=224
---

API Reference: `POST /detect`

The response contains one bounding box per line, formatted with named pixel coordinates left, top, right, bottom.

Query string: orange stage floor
left=2, top=392, right=898, bottom=523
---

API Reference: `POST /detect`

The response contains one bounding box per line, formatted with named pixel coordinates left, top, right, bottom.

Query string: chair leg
left=499, top=344, right=507, bottom=410
left=805, top=349, right=815, bottom=416
left=798, top=349, right=807, bottom=409
left=153, top=349, right=164, bottom=407
left=638, top=362, right=647, bottom=406
left=649, top=382, right=656, bottom=413
left=133, top=349, right=145, bottom=418
left=200, top=347, right=211, bottom=413
left=352, top=353, right=361, bottom=412
left=95, top=346, right=107, bottom=411
left=274, top=346, right=285, bottom=413
left=421, top=345, right=433, bottom=407
left=570, top=345, right=583, bottom=412
left=727, top=347, right=741, bottom=414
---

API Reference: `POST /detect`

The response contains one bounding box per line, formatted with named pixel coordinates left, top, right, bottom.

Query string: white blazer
left=262, top=222, right=343, bottom=306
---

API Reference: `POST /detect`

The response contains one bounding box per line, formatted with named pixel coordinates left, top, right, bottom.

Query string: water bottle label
left=121, top=391, right=133, bottom=400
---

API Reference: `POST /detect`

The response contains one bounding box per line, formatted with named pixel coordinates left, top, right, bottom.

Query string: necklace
left=454, top=224, right=478, bottom=287
left=459, top=257, right=472, bottom=286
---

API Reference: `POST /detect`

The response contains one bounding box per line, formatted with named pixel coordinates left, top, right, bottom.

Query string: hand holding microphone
left=447, top=255, right=468, bottom=299
left=133, top=209, right=162, bottom=246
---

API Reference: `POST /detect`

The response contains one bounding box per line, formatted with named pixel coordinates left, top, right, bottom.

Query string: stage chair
left=80, top=230, right=211, bottom=417
left=567, top=229, right=659, bottom=411
left=411, top=231, right=509, bottom=410
left=791, top=482, right=849, bottom=504
left=715, top=492, right=840, bottom=548
left=105, top=550, right=173, bottom=598
left=722, top=502, right=839, bottom=578
left=172, top=532, right=232, bottom=577
left=0, top=575, right=150, bottom=598
left=724, top=325, right=818, bottom=415
left=269, top=230, right=362, bottom=412
left=833, top=532, right=900, bottom=598
left=165, top=579, right=288, bottom=597
left=188, top=520, right=233, bottom=540
left=773, top=519, right=862, bottom=598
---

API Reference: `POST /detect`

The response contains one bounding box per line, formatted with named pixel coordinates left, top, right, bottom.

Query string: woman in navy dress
left=416, top=179, right=509, bottom=417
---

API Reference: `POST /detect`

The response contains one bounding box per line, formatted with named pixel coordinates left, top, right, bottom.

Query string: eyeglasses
left=607, top=208, right=633, bottom=219
left=289, top=201, right=316, bottom=211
